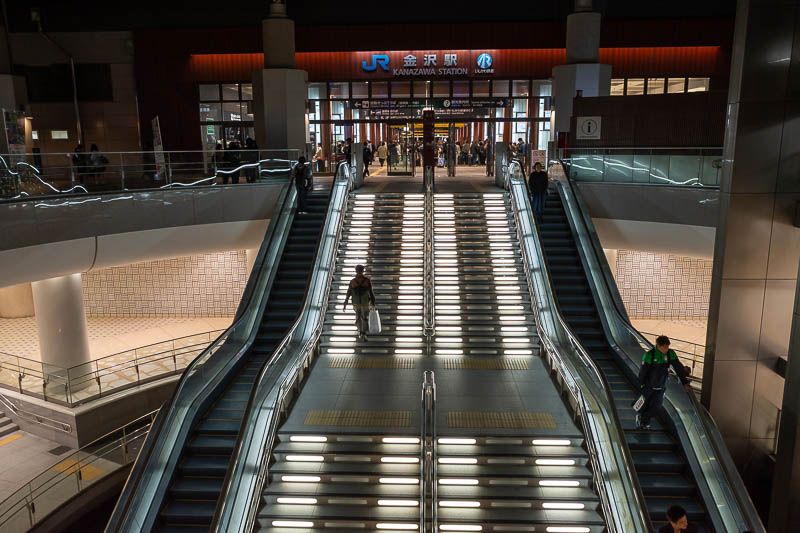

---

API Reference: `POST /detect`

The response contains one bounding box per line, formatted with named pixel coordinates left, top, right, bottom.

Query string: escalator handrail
left=211, top=161, right=354, bottom=533
left=105, top=166, right=300, bottom=533
left=555, top=160, right=766, bottom=533
left=506, top=160, right=652, bottom=533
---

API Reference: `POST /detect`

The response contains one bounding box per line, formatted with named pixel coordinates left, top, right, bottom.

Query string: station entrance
left=310, top=115, right=549, bottom=179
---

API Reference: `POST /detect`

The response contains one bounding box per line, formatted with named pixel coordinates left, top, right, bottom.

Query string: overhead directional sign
left=351, top=98, right=512, bottom=111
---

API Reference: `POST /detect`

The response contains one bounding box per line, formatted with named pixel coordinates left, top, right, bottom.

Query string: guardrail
left=0, top=330, right=225, bottom=407
left=0, top=410, right=157, bottom=532
left=0, top=149, right=300, bottom=200
left=419, top=371, right=436, bottom=533
left=559, top=147, right=722, bottom=187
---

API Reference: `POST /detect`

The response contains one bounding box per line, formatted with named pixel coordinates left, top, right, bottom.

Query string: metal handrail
left=0, top=409, right=156, bottom=532
left=419, top=371, right=436, bottom=533
left=556, top=160, right=765, bottom=533
left=0, top=330, right=224, bottom=407
left=210, top=161, right=353, bottom=532
left=423, top=179, right=435, bottom=338
left=0, top=393, right=71, bottom=433
left=505, top=160, right=651, bottom=533
left=105, top=162, right=301, bottom=532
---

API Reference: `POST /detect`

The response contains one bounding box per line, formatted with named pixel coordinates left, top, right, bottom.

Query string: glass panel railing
left=556, top=165, right=765, bottom=533
left=105, top=164, right=303, bottom=532
left=506, top=161, right=650, bottom=533
left=563, top=148, right=722, bottom=187
left=212, top=162, right=352, bottom=532
left=0, top=149, right=299, bottom=201
left=0, top=410, right=156, bottom=532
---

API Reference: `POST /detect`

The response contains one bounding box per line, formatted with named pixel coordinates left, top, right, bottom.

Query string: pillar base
left=252, top=69, right=309, bottom=157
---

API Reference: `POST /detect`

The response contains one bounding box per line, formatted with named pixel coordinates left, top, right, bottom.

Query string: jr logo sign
left=362, top=54, right=390, bottom=72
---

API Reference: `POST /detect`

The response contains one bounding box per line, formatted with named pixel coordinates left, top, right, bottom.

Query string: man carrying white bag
left=342, top=264, right=377, bottom=341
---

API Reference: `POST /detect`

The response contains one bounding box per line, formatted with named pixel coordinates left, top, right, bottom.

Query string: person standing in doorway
left=342, top=264, right=376, bottom=341
left=516, top=137, right=526, bottom=165
left=293, top=156, right=311, bottom=213
left=636, top=335, right=692, bottom=430
left=529, top=162, right=549, bottom=217
left=223, top=142, right=242, bottom=184
left=363, top=140, right=372, bottom=177
left=657, top=505, right=697, bottom=533
left=377, top=141, right=388, bottom=167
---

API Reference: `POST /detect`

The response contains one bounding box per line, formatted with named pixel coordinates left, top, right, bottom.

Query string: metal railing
left=0, top=149, right=300, bottom=200
left=419, top=371, right=437, bottom=533
left=506, top=159, right=651, bottom=533
left=638, top=330, right=705, bottom=384
left=0, top=329, right=224, bottom=407
left=0, top=393, right=71, bottom=433
left=560, top=147, right=722, bottom=187
left=556, top=160, right=765, bottom=533
left=210, top=161, right=353, bottom=532
left=423, top=176, right=435, bottom=339
left=0, top=410, right=157, bottom=532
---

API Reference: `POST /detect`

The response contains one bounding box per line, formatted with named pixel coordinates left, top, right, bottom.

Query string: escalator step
left=170, top=477, right=224, bottom=499
left=160, top=500, right=216, bottom=523
left=180, top=455, right=231, bottom=476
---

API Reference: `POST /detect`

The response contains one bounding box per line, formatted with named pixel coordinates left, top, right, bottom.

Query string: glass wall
left=608, top=76, right=710, bottom=96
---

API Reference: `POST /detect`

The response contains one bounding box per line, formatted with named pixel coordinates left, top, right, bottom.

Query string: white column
left=245, top=248, right=259, bottom=277
left=31, top=274, right=91, bottom=373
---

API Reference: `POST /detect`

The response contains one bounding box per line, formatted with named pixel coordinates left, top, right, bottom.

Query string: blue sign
left=476, top=53, right=492, bottom=69
left=362, top=54, right=390, bottom=72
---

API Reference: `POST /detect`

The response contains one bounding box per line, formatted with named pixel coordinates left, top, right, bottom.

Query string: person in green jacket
left=342, top=264, right=376, bottom=341
left=636, top=335, right=692, bottom=430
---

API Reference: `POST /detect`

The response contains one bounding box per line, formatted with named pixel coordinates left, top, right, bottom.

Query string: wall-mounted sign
left=349, top=50, right=499, bottom=79
left=575, top=116, right=602, bottom=140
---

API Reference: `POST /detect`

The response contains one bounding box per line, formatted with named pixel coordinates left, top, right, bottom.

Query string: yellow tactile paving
left=304, top=410, right=412, bottom=427
left=328, top=357, right=416, bottom=369
left=51, top=457, right=104, bottom=481
left=447, top=411, right=557, bottom=429
left=0, top=434, right=21, bottom=447
left=441, top=358, right=530, bottom=370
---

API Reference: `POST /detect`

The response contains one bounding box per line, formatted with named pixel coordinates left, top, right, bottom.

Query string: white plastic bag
left=632, top=394, right=645, bottom=412
left=368, top=308, right=382, bottom=334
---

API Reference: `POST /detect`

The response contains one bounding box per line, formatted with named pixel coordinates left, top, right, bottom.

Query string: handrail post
left=423, top=183, right=434, bottom=340
left=420, top=371, right=436, bottom=533
left=120, top=152, right=126, bottom=189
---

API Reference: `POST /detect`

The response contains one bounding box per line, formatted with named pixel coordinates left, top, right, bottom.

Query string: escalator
left=538, top=190, right=710, bottom=531
left=157, top=187, right=331, bottom=531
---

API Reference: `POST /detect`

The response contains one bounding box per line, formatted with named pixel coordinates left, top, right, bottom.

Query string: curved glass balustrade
left=105, top=164, right=301, bottom=532
left=211, top=162, right=352, bottom=532
left=555, top=164, right=765, bottom=533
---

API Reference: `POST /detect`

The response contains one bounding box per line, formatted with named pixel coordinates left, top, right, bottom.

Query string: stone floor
left=0, top=430, right=73, bottom=502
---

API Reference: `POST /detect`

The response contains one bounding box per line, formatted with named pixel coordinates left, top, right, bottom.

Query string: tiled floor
left=360, top=163, right=498, bottom=193
left=0, top=316, right=233, bottom=361
left=0, top=430, right=73, bottom=502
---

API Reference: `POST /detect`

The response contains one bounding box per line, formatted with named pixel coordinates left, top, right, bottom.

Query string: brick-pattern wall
left=615, top=250, right=712, bottom=319
left=82, top=251, right=247, bottom=317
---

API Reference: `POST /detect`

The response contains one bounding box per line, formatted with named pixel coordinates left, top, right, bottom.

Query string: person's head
left=666, top=505, right=688, bottom=529
left=656, top=335, right=671, bottom=354
left=355, top=264, right=365, bottom=275
left=298, top=156, right=306, bottom=164
left=90, top=144, right=99, bottom=152
left=346, top=137, right=352, bottom=144
left=534, top=162, right=542, bottom=171
left=75, top=144, right=84, bottom=152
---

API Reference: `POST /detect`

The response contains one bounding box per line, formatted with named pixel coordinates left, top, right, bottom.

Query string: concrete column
left=245, top=247, right=259, bottom=277
left=252, top=1, right=308, bottom=158
left=771, top=258, right=800, bottom=531
left=550, top=2, right=611, bottom=139
left=702, top=0, right=800, bottom=513
left=31, top=274, right=91, bottom=372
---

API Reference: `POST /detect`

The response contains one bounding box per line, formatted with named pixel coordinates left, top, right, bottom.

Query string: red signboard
left=188, top=46, right=722, bottom=82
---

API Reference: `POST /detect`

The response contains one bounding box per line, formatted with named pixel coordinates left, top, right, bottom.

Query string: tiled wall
left=615, top=250, right=712, bottom=319
left=83, top=251, right=248, bottom=317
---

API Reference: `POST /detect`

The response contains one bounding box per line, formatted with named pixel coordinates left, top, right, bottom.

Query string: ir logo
left=476, top=53, right=493, bottom=69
